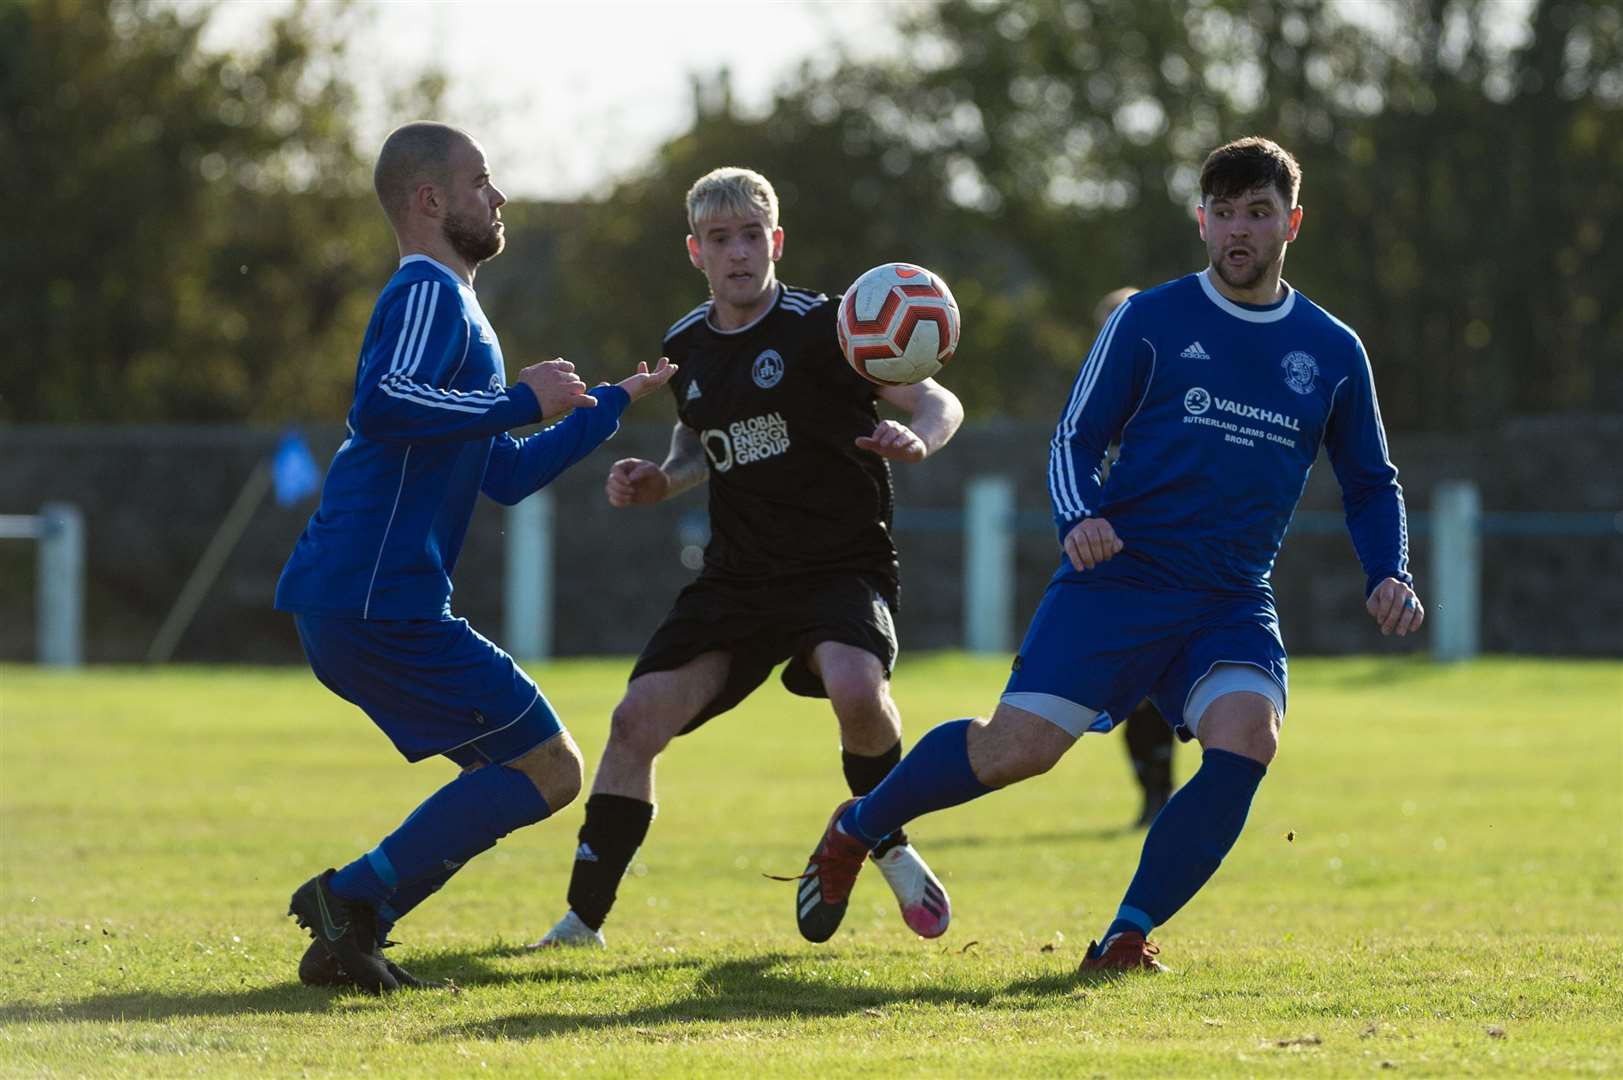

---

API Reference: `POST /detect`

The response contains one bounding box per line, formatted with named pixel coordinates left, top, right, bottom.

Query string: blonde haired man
left=686, top=165, right=780, bottom=232
left=534, top=167, right=965, bottom=947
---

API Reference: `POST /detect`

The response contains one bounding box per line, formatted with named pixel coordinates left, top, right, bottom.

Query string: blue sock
left=374, top=863, right=460, bottom=943
left=330, top=764, right=551, bottom=908
left=839, top=719, right=992, bottom=847
left=1105, top=748, right=1266, bottom=940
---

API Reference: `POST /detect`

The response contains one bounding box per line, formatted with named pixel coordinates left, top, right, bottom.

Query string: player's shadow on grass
left=0, top=984, right=348, bottom=1024
left=0, top=945, right=1091, bottom=1027
left=0, top=949, right=731, bottom=1026
left=427, top=950, right=1088, bottom=1041
left=0, top=942, right=597, bottom=1025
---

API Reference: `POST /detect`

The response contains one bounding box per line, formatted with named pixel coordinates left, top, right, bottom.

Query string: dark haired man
left=789, top=136, right=1423, bottom=971
left=275, top=122, right=675, bottom=992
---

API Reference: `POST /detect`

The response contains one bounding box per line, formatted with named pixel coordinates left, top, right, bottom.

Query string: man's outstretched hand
left=855, top=420, right=927, bottom=463
left=617, top=358, right=678, bottom=403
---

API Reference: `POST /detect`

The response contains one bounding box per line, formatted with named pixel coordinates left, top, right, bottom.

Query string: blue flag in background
left=271, top=429, right=322, bottom=507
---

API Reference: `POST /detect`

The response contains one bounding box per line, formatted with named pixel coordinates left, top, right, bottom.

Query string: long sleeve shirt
left=276, top=254, right=627, bottom=620
left=1048, top=271, right=1409, bottom=601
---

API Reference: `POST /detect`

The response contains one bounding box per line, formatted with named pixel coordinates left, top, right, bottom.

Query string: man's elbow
left=352, top=397, right=403, bottom=444
left=481, top=481, right=523, bottom=506
left=1350, top=471, right=1402, bottom=501
left=928, top=382, right=965, bottom=416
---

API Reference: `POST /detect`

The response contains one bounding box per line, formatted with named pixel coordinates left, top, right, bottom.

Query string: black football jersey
left=662, top=283, right=897, bottom=592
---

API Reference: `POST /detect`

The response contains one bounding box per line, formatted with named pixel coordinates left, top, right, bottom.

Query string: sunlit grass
left=2, top=656, right=1619, bottom=1076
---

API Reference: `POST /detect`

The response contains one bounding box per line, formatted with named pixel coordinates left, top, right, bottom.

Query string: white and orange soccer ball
left=836, top=262, right=960, bottom=386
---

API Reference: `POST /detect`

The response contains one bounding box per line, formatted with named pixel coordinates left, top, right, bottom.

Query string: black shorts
left=630, top=572, right=899, bottom=735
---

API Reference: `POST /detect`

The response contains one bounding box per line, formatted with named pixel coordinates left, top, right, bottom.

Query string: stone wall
left=2, top=415, right=1618, bottom=663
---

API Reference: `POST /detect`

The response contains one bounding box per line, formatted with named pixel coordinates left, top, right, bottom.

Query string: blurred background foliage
left=5, top=0, right=1620, bottom=429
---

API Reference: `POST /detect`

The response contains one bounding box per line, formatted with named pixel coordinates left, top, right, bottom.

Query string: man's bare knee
left=590, top=656, right=728, bottom=803
left=1197, top=693, right=1280, bottom=765
left=815, top=645, right=900, bottom=754
left=966, top=704, right=1075, bottom=788
left=604, top=656, right=726, bottom=764
left=510, top=730, right=584, bottom=810
left=825, top=670, right=882, bottom=715
left=829, top=678, right=900, bottom=752
left=606, top=695, right=680, bottom=763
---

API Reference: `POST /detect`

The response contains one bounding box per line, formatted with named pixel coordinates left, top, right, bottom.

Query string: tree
left=476, top=69, right=1093, bottom=418
left=764, top=0, right=1623, bottom=428
left=0, top=0, right=406, bottom=422
left=8, top=0, right=1615, bottom=428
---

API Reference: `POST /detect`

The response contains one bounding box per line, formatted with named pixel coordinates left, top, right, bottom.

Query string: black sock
left=1123, top=704, right=1174, bottom=797
left=566, top=794, right=654, bottom=931
left=842, top=743, right=909, bottom=855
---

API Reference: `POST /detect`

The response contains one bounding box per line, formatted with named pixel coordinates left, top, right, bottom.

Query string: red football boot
left=794, top=799, right=872, bottom=943
left=1078, top=931, right=1169, bottom=973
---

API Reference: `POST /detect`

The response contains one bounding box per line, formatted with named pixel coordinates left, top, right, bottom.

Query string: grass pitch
left=1, top=655, right=1619, bottom=1077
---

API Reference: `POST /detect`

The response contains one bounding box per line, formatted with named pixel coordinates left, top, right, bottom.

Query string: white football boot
left=873, top=844, right=951, bottom=938
left=527, top=910, right=606, bottom=950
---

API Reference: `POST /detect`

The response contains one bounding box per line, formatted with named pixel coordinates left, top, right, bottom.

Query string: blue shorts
left=294, top=614, right=563, bottom=766
left=1000, top=580, right=1287, bottom=741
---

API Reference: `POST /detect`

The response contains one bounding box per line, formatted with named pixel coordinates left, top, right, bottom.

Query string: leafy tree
left=478, top=70, right=1092, bottom=418
left=0, top=0, right=405, bottom=422
left=782, top=0, right=1622, bottom=428
left=6, top=0, right=1615, bottom=429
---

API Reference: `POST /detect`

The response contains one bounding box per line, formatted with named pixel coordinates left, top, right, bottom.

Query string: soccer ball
left=837, top=262, right=960, bottom=386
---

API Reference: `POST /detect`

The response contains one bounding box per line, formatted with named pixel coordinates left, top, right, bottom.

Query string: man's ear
left=414, top=181, right=441, bottom=218
left=1286, top=205, right=1304, bottom=242
left=1195, top=203, right=1207, bottom=240
left=686, top=234, right=704, bottom=269
left=770, top=226, right=785, bottom=261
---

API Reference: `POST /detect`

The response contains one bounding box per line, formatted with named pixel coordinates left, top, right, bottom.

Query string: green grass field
left=2, top=656, right=1619, bottom=1077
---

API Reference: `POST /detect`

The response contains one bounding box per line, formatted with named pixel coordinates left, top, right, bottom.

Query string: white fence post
left=504, top=491, right=552, bottom=661
left=963, top=475, right=1015, bottom=654
left=1430, top=480, right=1481, bottom=663
left=39, top=502, right=84, bottom=668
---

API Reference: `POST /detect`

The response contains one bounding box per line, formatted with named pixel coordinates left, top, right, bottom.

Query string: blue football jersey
left=1049, top=270, right=1409, bottom=599
left=276, top=254, right=628, bottom=620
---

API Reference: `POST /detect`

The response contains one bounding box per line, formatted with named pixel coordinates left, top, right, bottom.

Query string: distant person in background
left=274, top=121, right=675, bottom=993
left=530, top=166, right=964, bottom=949
left=1095, top=287, right=1177, bottom=828
left=790, top=136, right=1422, bottom=971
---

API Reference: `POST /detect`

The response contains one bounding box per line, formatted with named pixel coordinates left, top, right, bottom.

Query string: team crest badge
left=1281, top=351, right=1319, bottom=395
left=752, top=349, right=785, bottom=389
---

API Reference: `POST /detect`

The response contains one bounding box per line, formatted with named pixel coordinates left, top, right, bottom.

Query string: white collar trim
left=1198, top=268, right=1295, bottom=323
left=400, top=253, right=468, bottom=286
